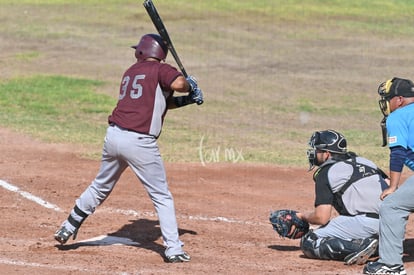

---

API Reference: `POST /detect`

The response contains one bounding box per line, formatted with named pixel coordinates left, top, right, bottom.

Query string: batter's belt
left=109, top=123, right=152, bottom=139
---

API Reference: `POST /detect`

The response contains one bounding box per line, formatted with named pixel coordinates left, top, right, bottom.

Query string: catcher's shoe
left=54, top=226, right=77, bottom=245
left=166, top=252, right=191, bottom=263
left=363, top=261, right=406, bottom=275
left=344, top=238, right=378, bottom=265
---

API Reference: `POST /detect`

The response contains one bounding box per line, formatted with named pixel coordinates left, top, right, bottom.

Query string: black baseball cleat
left=344, top=238, right=378, bottom=265
left=54, top=226, right=77, bottom=245
left=166, top=252, right=191, bottom=263
left=363, top=261, right=406, bottom=275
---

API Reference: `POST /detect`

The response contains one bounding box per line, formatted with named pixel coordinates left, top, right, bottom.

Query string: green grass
left=1, top=0, right=413, bottom=168
left=0, top=76, right=115, bottom=146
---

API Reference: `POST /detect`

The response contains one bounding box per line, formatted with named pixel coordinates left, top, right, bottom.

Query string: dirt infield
left=1, top=126, right=414, bottom=275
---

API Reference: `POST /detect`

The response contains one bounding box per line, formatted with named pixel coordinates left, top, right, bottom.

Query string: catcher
left=270, top=130, right=389, bottom=265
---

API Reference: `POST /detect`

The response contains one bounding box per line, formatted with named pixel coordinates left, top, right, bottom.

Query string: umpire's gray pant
left=378, top=175, right=414, bottom=265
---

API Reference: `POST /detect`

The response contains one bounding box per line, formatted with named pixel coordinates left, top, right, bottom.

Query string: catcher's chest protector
left=315, top=157, right=381, bottom=216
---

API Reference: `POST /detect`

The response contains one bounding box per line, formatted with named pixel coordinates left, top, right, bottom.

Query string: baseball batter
left=54, top=33, right=203, bottom=263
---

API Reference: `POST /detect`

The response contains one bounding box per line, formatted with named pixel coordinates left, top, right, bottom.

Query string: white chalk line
left=0, top=257, right=128, bottom=274
left=99, top=207, right=268, bottom=226
left=0, top=179, right=267, bottom=226
left=0, top=179, right=266, bottom=226
left=0, top=179, right=268, bottom=228
left=0, top=180, right=62, bottom=212
left=0, top=178, right=267, bottom=272
left=0, top=258, right=89, bottom=272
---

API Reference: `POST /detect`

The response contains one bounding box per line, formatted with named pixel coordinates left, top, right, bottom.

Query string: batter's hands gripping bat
left=143, top=0, right=203, bottom=105
left=143, top=0, right=188, bottom=77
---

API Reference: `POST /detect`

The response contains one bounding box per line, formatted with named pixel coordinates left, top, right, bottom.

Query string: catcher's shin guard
left=301, top=231, right=373, bottom=261
left=300, top=231, right=319, bottom=259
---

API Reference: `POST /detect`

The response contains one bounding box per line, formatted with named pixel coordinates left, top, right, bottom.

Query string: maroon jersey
left=108, top=60, right=182, bottom=137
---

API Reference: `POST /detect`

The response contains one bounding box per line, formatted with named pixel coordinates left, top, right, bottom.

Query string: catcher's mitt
left=269, top=209, right=309, bottom=239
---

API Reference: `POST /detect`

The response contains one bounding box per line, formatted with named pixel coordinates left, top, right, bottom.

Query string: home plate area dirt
left=1, top=127, right=414, bottom=275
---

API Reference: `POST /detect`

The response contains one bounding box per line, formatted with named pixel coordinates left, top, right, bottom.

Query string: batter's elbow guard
left=174, top=95, right=194, bottom=107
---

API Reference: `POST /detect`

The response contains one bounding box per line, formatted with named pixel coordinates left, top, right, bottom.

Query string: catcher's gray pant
left=64, top=125, right=185, bottom=257
left=315, top=214, right=379, bottom=240
left=377, top=175, right=414, bottom=266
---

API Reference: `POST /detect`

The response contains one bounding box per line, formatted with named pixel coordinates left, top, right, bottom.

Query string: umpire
left=297, top=130, right=389, bottom=265
left=363, top=77, right=414, bottom=275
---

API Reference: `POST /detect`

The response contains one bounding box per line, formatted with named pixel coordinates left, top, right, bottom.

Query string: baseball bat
left=143, top=0, right=188, bottom=77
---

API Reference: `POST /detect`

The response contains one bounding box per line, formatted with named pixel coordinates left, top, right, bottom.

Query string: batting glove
left=190, top=87, right=204, bottom=105
left=186, top=75, right=198, bottom=92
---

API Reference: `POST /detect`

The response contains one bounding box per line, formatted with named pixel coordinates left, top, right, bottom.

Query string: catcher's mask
left=132, top=34, right=168, bottom=61
left=307, top=130, right=347, bottom=170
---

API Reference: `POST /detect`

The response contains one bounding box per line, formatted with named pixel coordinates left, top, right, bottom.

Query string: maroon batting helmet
left=131, top=34, right=168, bottom=61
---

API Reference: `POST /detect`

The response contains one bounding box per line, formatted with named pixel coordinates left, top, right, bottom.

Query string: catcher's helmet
left=307, top=130, right=347, bottom=170
left=131, top=34, right=168, bottom=61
